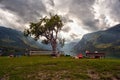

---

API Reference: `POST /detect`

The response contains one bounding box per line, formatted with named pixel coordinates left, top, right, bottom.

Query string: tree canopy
left=24, top=14, right=64, bottom=55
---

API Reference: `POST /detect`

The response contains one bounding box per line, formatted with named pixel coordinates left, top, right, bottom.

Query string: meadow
left=0, top=55, right=120, bottom=80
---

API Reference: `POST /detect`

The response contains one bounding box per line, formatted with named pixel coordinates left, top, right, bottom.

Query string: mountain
left=0, top=26, right=45, bottom=55
left=62, top=41, right=78, bottom=56
left=74, top=24, right=120, bottom=58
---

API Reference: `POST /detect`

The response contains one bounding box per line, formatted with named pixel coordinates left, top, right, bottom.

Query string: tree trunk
left=51, top=40, right=57, bottom=56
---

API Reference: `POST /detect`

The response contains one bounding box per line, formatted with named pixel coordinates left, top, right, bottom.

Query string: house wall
left=86, top=53, right=105, bottom=58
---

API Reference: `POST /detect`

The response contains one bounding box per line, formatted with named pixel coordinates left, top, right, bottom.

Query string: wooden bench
left=29, top=51, right=52, bottom=56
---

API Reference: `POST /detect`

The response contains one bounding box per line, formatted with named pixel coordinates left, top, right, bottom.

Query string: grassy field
left=0, top=56, right=120, bottom=80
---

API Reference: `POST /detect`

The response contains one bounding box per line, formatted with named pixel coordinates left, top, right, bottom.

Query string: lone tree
left=24, top=14, right=64, bottom=55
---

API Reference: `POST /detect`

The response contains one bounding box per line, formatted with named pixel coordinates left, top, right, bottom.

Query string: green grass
left=0, top=56, right=120, bottom=80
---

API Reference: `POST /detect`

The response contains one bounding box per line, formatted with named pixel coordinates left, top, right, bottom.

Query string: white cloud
left=0, top=8, right=25, bottom=30
left=92, top=0, right=120, bottom=29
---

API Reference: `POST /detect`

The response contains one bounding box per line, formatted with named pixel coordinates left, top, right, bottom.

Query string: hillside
left=0, top=26, right=46, bottom=55
left=0, top=26, right=42, bottom=49
left=74, top=24, right=120, bottom=58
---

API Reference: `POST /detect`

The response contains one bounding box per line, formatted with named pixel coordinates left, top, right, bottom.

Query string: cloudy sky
left=0, top=0, right=120, bottom=42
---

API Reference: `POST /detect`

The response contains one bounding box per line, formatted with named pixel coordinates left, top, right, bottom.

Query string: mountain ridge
left=0, top=26, right=47, bottom=55
left=74, top=24, right=120, bottom=58
left=0, top=26, right=41, bottom=49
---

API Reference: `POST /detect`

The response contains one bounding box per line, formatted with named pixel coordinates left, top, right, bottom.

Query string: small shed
left=86, top=52, right=105, bottom=58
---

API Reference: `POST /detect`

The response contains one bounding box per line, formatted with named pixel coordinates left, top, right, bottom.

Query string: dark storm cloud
left=0, top=0, right=120, bottom=41
left=62, top=26, right=71, bottom=32
left=0, top=0, right=3, bottom=2
left=54, top=0, right=99, bottom=31
left=69, top=0, right=97, bottom=31
left=70, top=33, right=78, bottom=39
left=0, top=0, right=99, bottom=31
left=61, top=15, right=74, bottom=23
left=68, top=19, right=74, bottom=22
left=0, top=0, right=47, bottom=22
left=108, top=0, right=120, bottom=22
left=46, top=0, right=55, bottom=7
left=83, top=19, right=99, bottom=31
left=0, top=0, right=48, bottom=30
